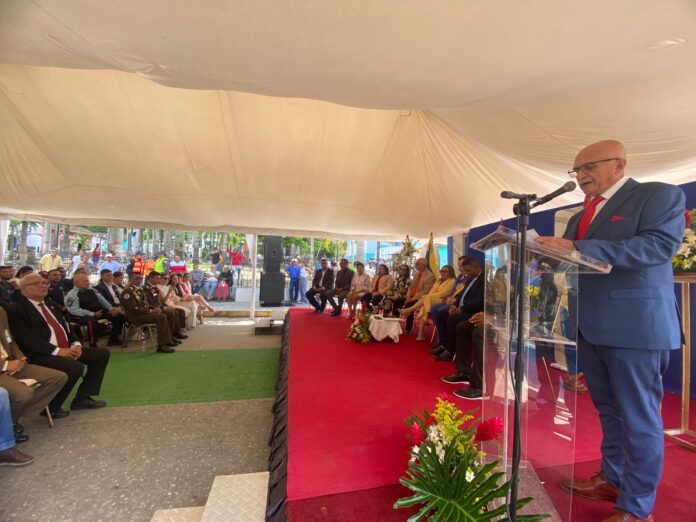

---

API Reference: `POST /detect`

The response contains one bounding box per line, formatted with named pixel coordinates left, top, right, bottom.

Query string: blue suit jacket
left=563, top=178, right=685, bottom=350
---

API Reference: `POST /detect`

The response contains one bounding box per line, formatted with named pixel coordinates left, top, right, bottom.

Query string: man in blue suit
left=538, top=140, right=685, bottom=522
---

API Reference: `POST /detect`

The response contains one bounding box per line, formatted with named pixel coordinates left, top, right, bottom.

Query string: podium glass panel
left=471, top=226, right=611, bottom=521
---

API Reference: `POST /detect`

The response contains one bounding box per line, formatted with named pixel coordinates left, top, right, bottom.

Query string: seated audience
left=446, top=312, right=486, bottom=400
left=0, top=387, right=34, bottom=467
left=0, top=303, right=67, bottom=443
left=157, top=275, right=196, bottom=329
left=306, top=258, right=335, bottom=314
left=144, top=272, right=188, bottom=343
left=390, top=258, right=435, bottom=332
left=94, top=269, right=122, bottom=307
left=399, top=265, right=456, bottom=340
left=360, top=263, right=394, bottom=310
left=378, top=264, right=411, bottom=316
left=202, top=265, right=219, bottom=298
left=8, top=274, right=111, bottom=416
left=179, top=273, right=214, bottom=316
left=46, top=269, right=66, bottom=309
left=326, top=259, right=354, bottom=316
left=345, top=262, right=371, bottom=319
left=65, top=274, right=125, bottom=347
left=217, top=266, right=233, bottom=300
left=113, top=271, right=126, bottom=291
left=0, top=264, right=17, bottom=304
left=14, top=266, right=34, bottom=281
left=121, top=273, right=177, bottom=353
left=189, top=263, right=205, bottom=294
left=429, top=256, right=471, bottom=342
left=432, top=257, right=485, bottom=361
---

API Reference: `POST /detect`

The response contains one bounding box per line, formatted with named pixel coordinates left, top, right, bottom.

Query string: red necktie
left=38, top=302, right=70, bottom=348
left=576, top=196, right=606, bottom=240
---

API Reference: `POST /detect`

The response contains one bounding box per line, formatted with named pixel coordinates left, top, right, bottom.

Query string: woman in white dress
left=157, top=275, right=197, bottom=329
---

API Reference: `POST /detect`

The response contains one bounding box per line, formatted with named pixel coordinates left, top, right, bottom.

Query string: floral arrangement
left=673, top=208, right=696, bottom=273
left=395, top=393, right=548, bottom=521
left=394, top=235, right=417, bottom=267
left=346, top=307, right=373, bottom=344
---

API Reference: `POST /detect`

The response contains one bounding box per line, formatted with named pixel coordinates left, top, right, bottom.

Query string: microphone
left=533, top=181, right=576, bottom=206
left=500, top=190, right=534, bottom=200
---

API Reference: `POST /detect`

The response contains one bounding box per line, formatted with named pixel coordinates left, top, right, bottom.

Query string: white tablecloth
left=368, top=317, right=403, bottom=343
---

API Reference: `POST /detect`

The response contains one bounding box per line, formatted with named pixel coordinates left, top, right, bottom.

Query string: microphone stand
left=508, top=193, right=534, bottom=522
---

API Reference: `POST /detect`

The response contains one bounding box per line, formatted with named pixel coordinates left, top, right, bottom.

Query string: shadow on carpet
left=69, top=348, right=280, bottom=407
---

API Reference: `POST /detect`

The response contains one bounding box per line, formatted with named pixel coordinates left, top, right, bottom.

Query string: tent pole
left=249, top=233, right=258, bottom=320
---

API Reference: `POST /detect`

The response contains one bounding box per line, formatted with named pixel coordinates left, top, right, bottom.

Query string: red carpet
left=285, top=308, right=696, bottom=520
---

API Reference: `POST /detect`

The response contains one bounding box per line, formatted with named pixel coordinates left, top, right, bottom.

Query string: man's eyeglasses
left=567, top=157, right=622, bottom=177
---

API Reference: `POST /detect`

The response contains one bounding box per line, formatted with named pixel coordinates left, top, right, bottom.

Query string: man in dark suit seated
left=65, top=273, right=125, bottom=347
left=305, top=258, right=335, bottom=313
left=7, top=274, right=111, bottom=417
left=326, top=258, right=354, bottom=316
left=431, top=257, right=484, bottom=362
left=95, top=269, right=122, bottom=307
left=446, top=312, right=486, bottom=399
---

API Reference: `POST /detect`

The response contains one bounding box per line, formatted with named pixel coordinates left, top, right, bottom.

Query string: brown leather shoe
left=0, top=447, right=34, bottom=467
left=600, top=510, right=654, bottom=522
left=560, top=473, right=618, bottom=502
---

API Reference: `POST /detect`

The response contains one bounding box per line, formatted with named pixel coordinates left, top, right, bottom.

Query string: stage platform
left=266, top=308, right=696, bottom=521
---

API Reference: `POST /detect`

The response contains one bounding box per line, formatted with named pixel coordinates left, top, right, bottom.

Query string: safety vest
left=132, top=257, right=145, bottom=274
left=144, top=259, right=156, bottom=275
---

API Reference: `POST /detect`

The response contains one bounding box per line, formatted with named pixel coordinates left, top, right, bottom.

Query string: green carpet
left=69, top=348, right=280, bottom=407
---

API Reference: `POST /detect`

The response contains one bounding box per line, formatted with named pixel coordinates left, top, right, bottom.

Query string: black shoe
left=429, top=344, right=445, bottom=355
left=330, top=310, right=341, bottom=317
left=435, top=350, right=454, bottom=362
left=171, top=339, right=182, bottom=345
left=318, top=307, right=326, bottom=313
left=71, top=397, right=107, bottom=410
left=454, top=388, right=483, bottom=400
left=14, top=433, right=29, bottom=444
left=157, top=345, right=176, bottom=353
left=441, top=373, right=470, bottom=384
left=106, top=339, right=121, bottom=347
left=174, top=333, right=188, bottom=339
left=41, top=409, right=70, bottom=419
left=313, top=307, right=321, bottom=313
left=13, top=423, right=24, bottom=435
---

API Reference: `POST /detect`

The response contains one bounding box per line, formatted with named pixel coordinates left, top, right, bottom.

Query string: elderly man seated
left=65, top=273, right=125, bottom=347
left=0, top=302, right=67, bottom=443
left=8, top=274, right=111, bottom=416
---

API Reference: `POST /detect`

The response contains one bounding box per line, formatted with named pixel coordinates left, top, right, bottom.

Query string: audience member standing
left=38, top=249, right=63, bottom=273
left=286, top=260, right=302, bottom=302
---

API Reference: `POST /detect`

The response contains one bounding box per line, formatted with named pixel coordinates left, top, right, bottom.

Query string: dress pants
left=70, top=313, right=126, bottom=345
left=0, top=365, right=68, bottom=421
left=454, top=321, right=484, bottom=390
left=29, top=348, right=111, bottom=412
left=432, top=304, right=451, bottom=345
left=129, top=312, right=173, bottom=346
left=162, top=308, right=182, bottom=337
left=326, top=289, right=349, bottom=311
left=444, top=311, right=471, bottom=353
left=578, top=332, right=669, bottom=519
left=306, top=290, right=328, bottom=311
left=0, top=388, right=14, bottom=452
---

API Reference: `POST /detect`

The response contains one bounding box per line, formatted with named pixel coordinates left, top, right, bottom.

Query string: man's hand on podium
left=536, top=237, right=575, bottom=251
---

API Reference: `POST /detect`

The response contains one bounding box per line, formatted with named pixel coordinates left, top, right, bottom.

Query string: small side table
left=369, top=316, right=403, bottom=343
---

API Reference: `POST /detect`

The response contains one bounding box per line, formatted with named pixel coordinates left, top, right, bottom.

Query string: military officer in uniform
left=144, top=272, right=188, bottom=344
left=121, top=273, right=177, bottom=353
left=65, top=274, right=125, bottom=347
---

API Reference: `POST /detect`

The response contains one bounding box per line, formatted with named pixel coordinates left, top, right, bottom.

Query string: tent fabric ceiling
left=0, top=1, right=695, bottom=239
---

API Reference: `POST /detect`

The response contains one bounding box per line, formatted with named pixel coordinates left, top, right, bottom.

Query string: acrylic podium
left=471, top=225, right=611, bottom=521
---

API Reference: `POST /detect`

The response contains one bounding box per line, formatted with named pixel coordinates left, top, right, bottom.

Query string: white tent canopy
left=1, top=1, right=695, bottom=239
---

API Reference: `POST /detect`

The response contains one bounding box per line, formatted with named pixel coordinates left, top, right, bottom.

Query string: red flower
left=410, top=422, right=425, bottom=445
left=437, top=392, right=454, bottom=403
left=686, top=209, right=692, bottom=229
left=473, top=417, right=503, bottom=443
left=426, top=415, right=435, bottom=427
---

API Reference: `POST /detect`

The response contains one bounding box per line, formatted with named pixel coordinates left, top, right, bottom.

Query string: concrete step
left=200, top=472, right=269, bottom=522
left=150, top=506, right=204, bottom=522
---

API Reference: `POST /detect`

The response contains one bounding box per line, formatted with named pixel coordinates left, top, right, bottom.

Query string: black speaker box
left=260, top=272, right=286, bottom=306
left=263, top=235, right=283, bottom=273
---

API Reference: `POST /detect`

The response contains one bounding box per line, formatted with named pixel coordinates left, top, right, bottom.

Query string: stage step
left=150, top=506, right=204, bottom=522
left=200, top=472, right=269, bottom=522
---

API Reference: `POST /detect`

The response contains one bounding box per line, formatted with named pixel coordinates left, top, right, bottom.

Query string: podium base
left=502, top=461, right=562, bottom=521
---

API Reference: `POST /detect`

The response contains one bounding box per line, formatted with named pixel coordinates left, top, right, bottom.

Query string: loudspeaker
left=263, top=235, right=283, bottom=273
left=260, top=272, right=286, bottom=306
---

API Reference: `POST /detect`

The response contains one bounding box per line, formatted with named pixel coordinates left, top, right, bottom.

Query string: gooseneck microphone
left=533, top=181, right=577, bottom=206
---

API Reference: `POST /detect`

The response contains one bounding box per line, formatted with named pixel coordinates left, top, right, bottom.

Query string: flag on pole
left=425, top=233, right=439, bottom=276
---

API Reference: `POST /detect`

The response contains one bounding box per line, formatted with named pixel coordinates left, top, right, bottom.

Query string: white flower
left=465, top=468, right=475, bottom=483
left=435, top=444, right=445, bottom=464
left=409, top=445, right=420, bottom=463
